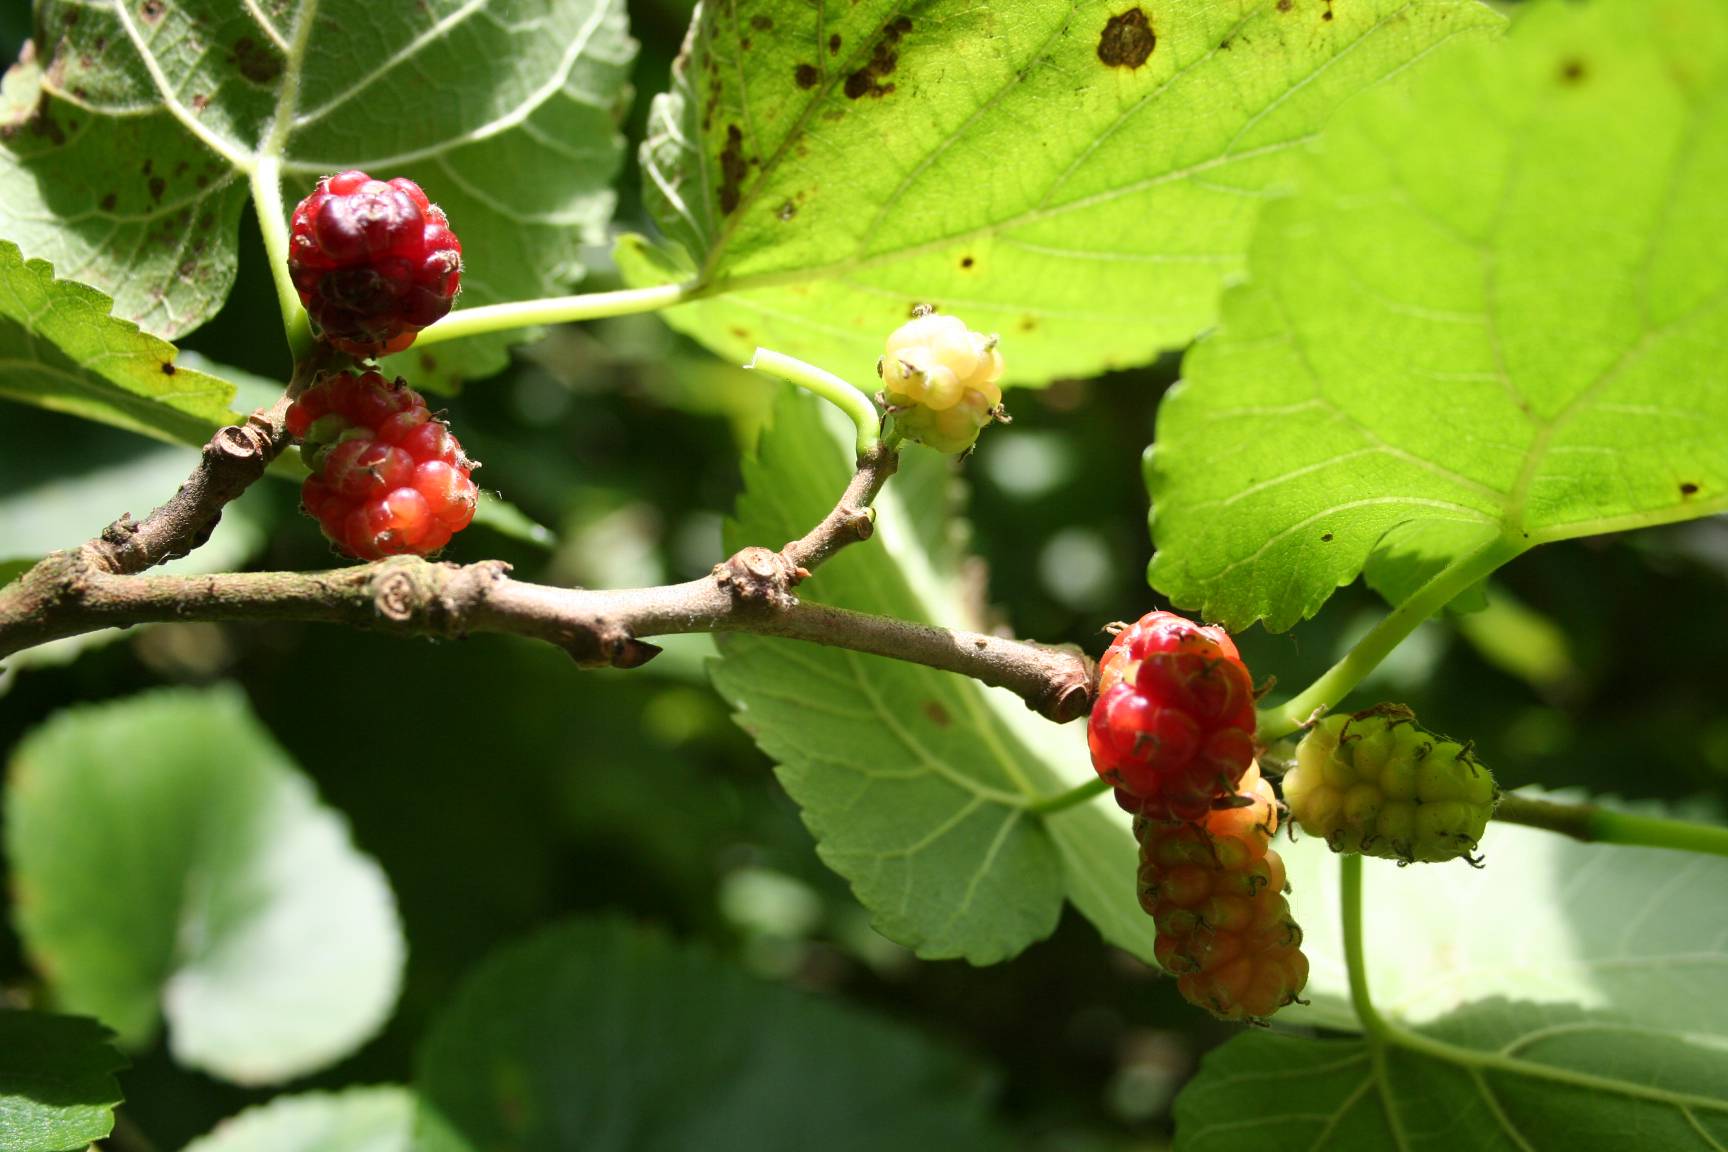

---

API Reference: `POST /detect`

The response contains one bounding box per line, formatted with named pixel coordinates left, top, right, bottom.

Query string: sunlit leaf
left=1285, top=793, right=1728, bottom=1034
left=1178, top=783, right=1728, bottom=1148
left=0, top=240, right=237, bottom=444
left=1149, top=0, right=1728, bottom=631
left=1177, top=1002, right=1728, bottom=1151
left=183, top=1089, right=413, bottom=1152
left=624, top=0, right=1502, bottom=383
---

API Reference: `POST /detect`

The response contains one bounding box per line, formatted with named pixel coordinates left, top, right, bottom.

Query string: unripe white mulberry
left=879, top=309, right=1006, bottom=453
left=1284, top=704, right=1498, bottom=865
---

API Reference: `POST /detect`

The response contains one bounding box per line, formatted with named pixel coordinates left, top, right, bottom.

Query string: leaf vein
left=107, top=0, right=255, bottom=169
left=284, top=0, right=619, bottom=172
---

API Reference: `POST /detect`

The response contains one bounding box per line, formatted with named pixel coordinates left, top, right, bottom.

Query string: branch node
left=99, top=513, right=141, bottom=549
left=470, top=559, right=513, bottom=583
left=1046, top=680, right=1095, bottom=725
left=371, top=565, right=423, bottom=623
left=714, top=546, right=800, bottom=610
left=607, top=635, right=663, bottom=669
left=211, top=415, right=271, bottom=462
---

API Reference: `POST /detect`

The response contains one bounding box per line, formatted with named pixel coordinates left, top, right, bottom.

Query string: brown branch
left=0, top=430, right=1096, bottom=722
left=90, top=347, right=339, bottom=575
left=0, top=558, right=1095, bottom=722
left=781, top=440, right=898, bottom=572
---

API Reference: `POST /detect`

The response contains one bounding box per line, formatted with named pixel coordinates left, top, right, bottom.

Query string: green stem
left=1493, top=792, right=1728, bottom=859
left=1339, top=853, right=1389, bottom=1037
left=248, top=157, right=314, bottom=361
left=412, top=282, right=697, bottom=348
left=1027, top=776, right=1112, bottom=816
left=1258, top=535, right=1526, bottom=741
left=745, top=347, right=882, bottom=456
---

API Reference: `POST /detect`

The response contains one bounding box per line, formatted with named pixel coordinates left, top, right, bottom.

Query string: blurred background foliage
left=1, top=3, right=1725, bottom=1149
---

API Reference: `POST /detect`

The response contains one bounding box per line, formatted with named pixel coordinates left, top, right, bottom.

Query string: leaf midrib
left=288, top=0, right=490, bottom=131
left=262, top=0, right=321, bottom=162
left=1485, top=73, right=1724, bottom=542
left=240, top=0, right=291, bottom=53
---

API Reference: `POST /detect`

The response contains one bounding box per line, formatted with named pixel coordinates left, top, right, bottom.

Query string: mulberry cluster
left=287, top=171, right=462, bottom=358
left=1136, top=763, right=1308, bottom=1021
left=1088, top=610, right=1258, bottom=822
left=286, top=370, right=478, bottom=559
left=1091, top=609, right=1307, bottom=1021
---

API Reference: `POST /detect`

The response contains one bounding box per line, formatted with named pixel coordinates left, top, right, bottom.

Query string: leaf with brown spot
left=2, top=0, right=636, bottom=396
left=1097, top=8, right=1156, bottom=70
left=628, top=0, right=1503, bottom=385
left=0, top=239, right=239, bottom=446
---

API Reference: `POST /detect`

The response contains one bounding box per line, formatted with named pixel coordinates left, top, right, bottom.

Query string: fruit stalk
left=413, top=283, right=696, bottom=348
left=1339, top=853, right=1390, bottom=1037
left=1492, top=793, right=1728, bottom=859
left=1257, top=535, right=1528, bottom=740
left=1026, top=777, right=1113, bottom=816
left=745, top=347, right=882, bottom=457
left=249, top=155, right=315, bottom=360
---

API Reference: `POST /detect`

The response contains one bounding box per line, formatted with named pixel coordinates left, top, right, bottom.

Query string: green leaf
left=1148, top=0, right=1728, bottom=631
left=1175, top=1001, right=1728, bottom=1151
left=471, top=490, right=557, bottom=551
left=414, top=919, right=1009, bottom=1152
left=1283, top=793, right=1728, bottom=1035
left=710, top=387, right=1158, bottom=965
left=1178, top=794, right=1728, bottom=1148
left=0, top=240, right=238, bottom=445
left=3, top=1, right=635, bottom=386
left=0, top=1012, right=126, bottom=1152
left=175, top=351, right=293, bottom=414
left=623, top=0, right=1502, bottom=384
left=183, top=1089, right=413, bottom=1152
left=5, top=686, right=405, bottom=1085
